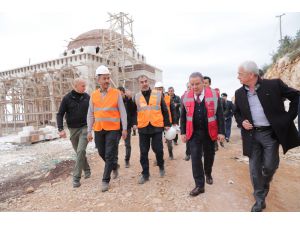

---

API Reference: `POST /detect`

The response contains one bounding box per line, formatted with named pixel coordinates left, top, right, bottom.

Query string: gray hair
left=73, top=77, right=87, bottom=87
left=239, top=61, right=259, bottom=75
left=189, top=72, right=204, bottom=81
left=137, top=74, right=149, bottom=81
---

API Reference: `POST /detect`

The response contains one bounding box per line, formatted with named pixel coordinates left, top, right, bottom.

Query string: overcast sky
left=0, top=1, right=300, bottom=99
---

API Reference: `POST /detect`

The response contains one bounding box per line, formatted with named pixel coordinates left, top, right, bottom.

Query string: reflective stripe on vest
left=135, top=89, right=164, bottom=128
left=91, top=88, right=121, bottom=131
left=164, top=95, right=172, bottom=124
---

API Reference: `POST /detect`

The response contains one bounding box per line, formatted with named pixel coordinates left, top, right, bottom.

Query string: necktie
left=196, top=94, right=201, bottom=104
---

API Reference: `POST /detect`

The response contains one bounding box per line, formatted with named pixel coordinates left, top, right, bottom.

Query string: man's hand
left=59, top=130, right=67, bottom=138
left=181, top=134, right=187, bottom=143
left=218, top=134, right=225, bottom=143
left=242, top=120, right=253, bottom=130
left=122, top=130, right=128, bottom=140
left=87, top=133, right=93, bottom=142
left=165, top=126, right=170, bottom=131
left=133, top=125, right=137, bottom=131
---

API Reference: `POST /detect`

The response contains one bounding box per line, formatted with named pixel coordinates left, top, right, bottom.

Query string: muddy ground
left=0, top=126, right=299, bottom=212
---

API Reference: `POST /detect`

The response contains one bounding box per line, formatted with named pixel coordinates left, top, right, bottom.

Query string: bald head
left=73, top=78, right=87, bottom=93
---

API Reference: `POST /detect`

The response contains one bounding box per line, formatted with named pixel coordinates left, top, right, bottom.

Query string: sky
left=0, top=1, right=300, bottom=100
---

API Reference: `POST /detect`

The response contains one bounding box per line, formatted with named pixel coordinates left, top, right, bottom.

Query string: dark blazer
left=123, top=96, right=136, bottom=129
left=222, top=99, right=234, bottom=119
left=234, top=78, right=300, bottom=157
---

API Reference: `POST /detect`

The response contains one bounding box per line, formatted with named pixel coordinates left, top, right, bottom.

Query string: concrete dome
left=67, top=29, right=133, bottom=50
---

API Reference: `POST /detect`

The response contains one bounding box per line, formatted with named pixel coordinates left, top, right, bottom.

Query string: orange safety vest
left=91, top=88, right=121, bottom=131
left=135, top=89, right=164, bottom=128
left=182, top=87, right=218, bottom=141
left=164, top=95, right=172, bottom=124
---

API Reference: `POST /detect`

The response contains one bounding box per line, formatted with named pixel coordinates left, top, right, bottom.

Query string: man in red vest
left=181, top=72, right=225, bottom=196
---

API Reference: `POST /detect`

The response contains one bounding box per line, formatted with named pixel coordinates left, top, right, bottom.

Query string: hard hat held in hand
left=165, top=126, right=177, bottom=140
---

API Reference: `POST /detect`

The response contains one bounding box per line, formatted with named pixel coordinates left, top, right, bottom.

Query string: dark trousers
left=186, top=141, right=191, bottom=156
left=166, top=139, right=173, bottom=157
left=139, top=132, right=164, bottom=178
left=298, top=96, right=300, bottom=137
left=94, top=130, right=120, bottom=183
left=173, top=134, right=178, bottom=144
left=225, top=117, right=232, bottom=140
left=116, top=128, right=132, bottom=162
left=249, top=129, right=279, bottom=203
left=124, top=128, right=132, bottom=161
left=189, top=131, right=214, bottom=187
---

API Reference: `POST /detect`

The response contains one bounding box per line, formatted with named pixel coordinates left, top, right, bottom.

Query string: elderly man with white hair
left=234, top=60, right=300, bottom=212
left=57, top=77, right=91, bottom=188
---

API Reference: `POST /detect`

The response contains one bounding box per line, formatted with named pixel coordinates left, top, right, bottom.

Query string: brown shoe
left=189, top=186, right=205, bottom=196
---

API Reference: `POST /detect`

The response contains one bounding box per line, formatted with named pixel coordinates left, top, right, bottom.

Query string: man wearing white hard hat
left=87, top=65, right=127, bottom=192
left=133, top=75, right=171, bottom=184
left=154, top=81, right=177, bottom=160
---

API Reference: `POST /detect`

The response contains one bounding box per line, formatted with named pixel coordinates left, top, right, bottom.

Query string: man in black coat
left=234, top=60, right=300, bottom=212
left=221, top=93, right=234, bottom=142
left=117, top=87, right=137, bottom=168
left=168, top=87, right=181, bottom=145
left=56, top=78, right=91, bottom=188
left=133, top=75, right=171, bottom=184
left=181, top=72, right=225, bottom=196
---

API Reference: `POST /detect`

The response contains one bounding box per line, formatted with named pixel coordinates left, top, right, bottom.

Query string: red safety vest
left=182, top=87, right=219, bottom=141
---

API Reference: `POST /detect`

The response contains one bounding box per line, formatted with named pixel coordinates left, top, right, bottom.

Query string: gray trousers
left=69, top=126, right=91, bottom=182
left=249, top=129, right=279, bottom=203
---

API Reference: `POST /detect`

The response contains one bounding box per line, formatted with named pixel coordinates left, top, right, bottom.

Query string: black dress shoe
left=251, top=201, right=266, bottom=212
left=206, top=175, right=213, bottom=185
left=189, top=186, right=205, bottom=196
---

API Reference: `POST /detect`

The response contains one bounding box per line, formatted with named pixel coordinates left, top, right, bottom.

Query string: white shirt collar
left=194, top=89, right=204, bottom=101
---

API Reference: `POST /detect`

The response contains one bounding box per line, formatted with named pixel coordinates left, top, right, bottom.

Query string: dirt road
left=0, top=126, right=300, bottom=212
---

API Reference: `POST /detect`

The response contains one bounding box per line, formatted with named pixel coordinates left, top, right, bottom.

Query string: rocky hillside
left=264, top=54, right=300, bottom=91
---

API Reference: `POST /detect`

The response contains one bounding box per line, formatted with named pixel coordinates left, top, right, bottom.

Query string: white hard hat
left=165, top=126, right=177, bottom=140
left=154, top=81, right=164, bottom=88
left=96, top=65, right=110, bottom=76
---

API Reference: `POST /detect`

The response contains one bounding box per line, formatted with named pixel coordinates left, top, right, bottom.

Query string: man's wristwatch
left=58, top=128, right=64, bottom=132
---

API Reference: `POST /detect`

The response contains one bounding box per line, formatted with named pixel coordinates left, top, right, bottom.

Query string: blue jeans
left=225, top=117, right=232, bottom=140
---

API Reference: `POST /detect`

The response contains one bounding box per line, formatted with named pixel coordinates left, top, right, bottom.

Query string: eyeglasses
left=238, top=72, right=249, bottom=76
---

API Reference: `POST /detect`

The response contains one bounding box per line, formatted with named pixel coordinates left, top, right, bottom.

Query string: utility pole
left=276, top=13, right=285, bottom=43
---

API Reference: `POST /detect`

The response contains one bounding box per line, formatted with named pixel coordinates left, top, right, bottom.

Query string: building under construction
left=0, top=12, right=162, bottom=135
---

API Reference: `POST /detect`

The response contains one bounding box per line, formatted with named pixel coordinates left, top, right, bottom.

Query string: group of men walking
left=57, top=61, right=300, bottom=212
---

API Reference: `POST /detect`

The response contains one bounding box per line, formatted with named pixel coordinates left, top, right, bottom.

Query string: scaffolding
left=101, top=12, right=136, bottom=87
left=0, top=67, right=79, bottom=134
left=0, top=12, right=158, bottom=135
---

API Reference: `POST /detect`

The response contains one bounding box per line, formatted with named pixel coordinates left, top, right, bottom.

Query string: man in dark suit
left=221, top=93, right=234, bottom=142
left=234, top=60, right=300, bottom=212
left=181, top=72, right=225, bottom=196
